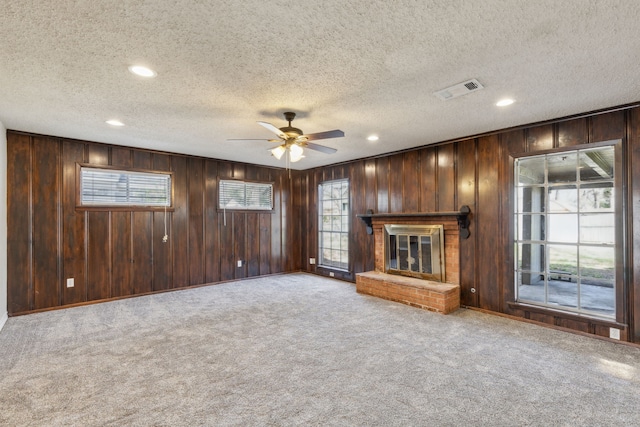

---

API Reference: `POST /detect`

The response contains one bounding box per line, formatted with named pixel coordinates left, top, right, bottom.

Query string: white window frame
left=218, top=179, right=274, bottom=211
left=318, top=178, right=350, bottom=271
left=78, top=165, right=172, bottom=209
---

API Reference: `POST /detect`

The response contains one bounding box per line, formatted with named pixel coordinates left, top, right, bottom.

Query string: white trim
left=0, top=311, right=7, bottom=332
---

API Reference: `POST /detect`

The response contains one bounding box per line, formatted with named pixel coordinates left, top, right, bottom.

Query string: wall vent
left=434, top=78, right=484, bottom=101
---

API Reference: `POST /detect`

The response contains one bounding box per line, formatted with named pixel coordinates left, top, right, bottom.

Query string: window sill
left=76, top=205, right=175, bottom=212
left=507, top=301, right=626, bottom=328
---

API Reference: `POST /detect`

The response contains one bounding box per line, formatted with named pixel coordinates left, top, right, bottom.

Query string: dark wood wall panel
left=86, top=211, right=111, bottom=301
left=111, top=147, right=132, bottom=167
left=456, top=139, right=477, bottom=307
left=281, top=172, right=292, bottom=272
left=306, top=170, right=320, bottom=274
left=475, top=135, right=502, bottom=312
left=436, top=145, right=455, bottom=211
left=7, top=134, right=33, bottom=313
left=61, top=140, right=86, bottom=305
left=558, top=118, right=588, bottom=148
left=171, top=156, right=189, bottom=287
left=31, top=137, right=61, bottom=309
left=152, top=154, right=173, bottom=291
left=389, top=154, right=404, bottom=213
left=590, top=111, right=625, bottom=142
left=244, top=167, right=261, bottom=277
left=376, top=158, right=389, bottom=213
left=188, top=158, right=205, bottom=285
left=6, top=132, right=294, bottom=315
left=364, top=159, right=377, bottom=212
left=501, top=130, right=526, bottom=310
left=111, top=211, right=132, bottom=297
left=218, top=163, right=235, bottom=281
left=419, top=147, right=437, bottom=212
left=204, top=160, right=220, bottom=283
left=132, top=212, right=153, bottom=295
left=402, top=152, right=420, bottom=212
left=270, top=170, right=284, bottom=274
left=88, top=144, right=109, bottom=165
left=296, top=171, right=309, bottom=271
left=289, top=171, right=303, bottom=272
left=350, top=161, right=367, bottom=274
left=526, top=124, right=554, bottom=151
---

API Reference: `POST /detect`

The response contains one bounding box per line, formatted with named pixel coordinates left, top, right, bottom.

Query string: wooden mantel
left=357, top=205, right=471, bottom=239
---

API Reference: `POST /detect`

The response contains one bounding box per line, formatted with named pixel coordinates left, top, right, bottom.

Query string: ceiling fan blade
left=228, top=138, right=282, bottom=143
left=257, top=121, right=287, bottom=139
left=305, top=142, right=337, bottom=154
left=302, top=129, right=344, bottom=141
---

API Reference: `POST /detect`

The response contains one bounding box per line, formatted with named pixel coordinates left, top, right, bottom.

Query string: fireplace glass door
left=388, top=234, right=433, bottom=274
left=384, top=224, right=444, bottom=281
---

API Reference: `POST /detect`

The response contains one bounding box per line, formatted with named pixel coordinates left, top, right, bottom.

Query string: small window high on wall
left=218, top=179, right=273, bottom=211
left=79, top=165, right=172, bottom=208
left=514, top=143, right=621, bottom=319
left=318, top=178, right=349, bottom=270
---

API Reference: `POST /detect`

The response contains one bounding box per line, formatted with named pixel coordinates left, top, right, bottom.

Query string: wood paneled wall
left=7, top=104, right=640, bottom=343
left=6, top=132, right=298, bottom=315
left=298, top=105, right=640, bottom=344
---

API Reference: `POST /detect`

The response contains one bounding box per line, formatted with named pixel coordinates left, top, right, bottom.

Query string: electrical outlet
left=309, top=258, right=316, bottom=265
left=66, top=278, right=74, bottom=288
left=609, top=327, right=621, bottom=340
left=237, top=260, right=242, bottom=268
left=329, top=272, right=335, bottom=277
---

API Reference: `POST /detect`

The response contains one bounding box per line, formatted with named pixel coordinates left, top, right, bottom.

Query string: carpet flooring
left=0, top=273, right=638, bottom=426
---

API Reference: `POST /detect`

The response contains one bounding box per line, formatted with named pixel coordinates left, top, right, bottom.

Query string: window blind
left=219, top=180, right=273, bottom=210
left=81, top=167, right=171, bottom=207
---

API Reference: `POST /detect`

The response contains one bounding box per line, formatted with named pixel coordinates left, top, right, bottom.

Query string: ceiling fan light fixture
left=271, top=145, right=286, bottom=160
left=289, top=144, right=304, bottom=162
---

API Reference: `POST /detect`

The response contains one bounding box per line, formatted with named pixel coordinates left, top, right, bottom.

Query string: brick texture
left=356, top=271, right=460, bottom=314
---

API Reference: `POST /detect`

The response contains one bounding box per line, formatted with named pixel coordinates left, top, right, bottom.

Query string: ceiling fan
left=231, top=112, right=344, bottom=163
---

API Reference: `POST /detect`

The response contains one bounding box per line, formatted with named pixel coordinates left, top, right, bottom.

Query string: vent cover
left=434, top=78, right=484, bottom=101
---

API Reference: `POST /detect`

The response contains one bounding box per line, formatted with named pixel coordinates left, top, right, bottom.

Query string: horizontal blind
left=219, top=180, right=273, bottom=210
left=81, top=167, right=171, bottom=206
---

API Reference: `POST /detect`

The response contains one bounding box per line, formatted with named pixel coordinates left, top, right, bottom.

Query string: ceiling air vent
left=434, top=79, right=484, bottom=101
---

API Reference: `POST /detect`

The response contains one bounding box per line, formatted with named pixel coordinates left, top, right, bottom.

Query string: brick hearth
left=356, top=213, right=461, bottom=314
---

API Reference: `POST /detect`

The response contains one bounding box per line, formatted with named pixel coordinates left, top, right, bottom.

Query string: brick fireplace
left=355, top=209, right=468, bottom=314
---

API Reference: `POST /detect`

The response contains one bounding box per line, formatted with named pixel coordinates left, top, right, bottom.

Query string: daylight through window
left=318, top=179, right=349, bottom=270
left=514, top=145, right=616, bottom=318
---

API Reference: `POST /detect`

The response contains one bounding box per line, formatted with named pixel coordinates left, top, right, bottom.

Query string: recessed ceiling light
left=496, top=98, right=515, bottom=107
left=128, top=65, right=157, bottom=78
left=367, top=135, right=379, bottom=142
left=106, top=119, right=125, bottom=127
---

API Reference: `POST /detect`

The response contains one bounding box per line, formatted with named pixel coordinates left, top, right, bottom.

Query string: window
left=80, top=166, right=171, bottom=207
left=514, top=145, right=617, bottom=318
left=318, top=179, right=349, bottom=270
left=219, top=180, right=273, bottom=211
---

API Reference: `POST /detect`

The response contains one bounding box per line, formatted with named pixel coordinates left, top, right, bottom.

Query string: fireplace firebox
left=384, top=224, right=445, bottom=282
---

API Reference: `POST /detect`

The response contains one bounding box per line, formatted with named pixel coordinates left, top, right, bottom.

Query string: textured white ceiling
left=1, top=1, right=639, bottom=170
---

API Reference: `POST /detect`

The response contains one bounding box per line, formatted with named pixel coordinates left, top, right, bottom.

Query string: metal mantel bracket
left=456, top=205, right=471, bottom=239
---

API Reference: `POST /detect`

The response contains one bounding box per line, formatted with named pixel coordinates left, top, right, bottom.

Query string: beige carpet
left=0, top=273, right=638, bottom=426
